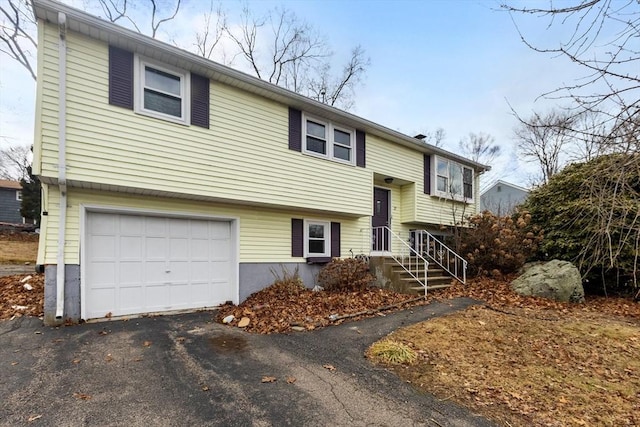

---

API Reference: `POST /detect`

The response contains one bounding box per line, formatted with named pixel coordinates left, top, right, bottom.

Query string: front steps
left=369, top=256, right=455, bottom=295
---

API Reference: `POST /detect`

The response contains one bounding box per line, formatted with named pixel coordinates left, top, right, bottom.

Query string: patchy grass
left=368, top=306, right=640, bottom=427
left=0, top=239, right=39, bottom=263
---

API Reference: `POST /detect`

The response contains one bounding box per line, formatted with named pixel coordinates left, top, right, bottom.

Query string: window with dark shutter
left=424, top=154, right=431, bottom=194
left=356, top=130, right=366, bottom=168
left=463, top=167, right=473, bottom=199
left=109, top=46, right=134, bottom=109
left=331, top=222, right=340, bottom=257
left=289, top=108, right=302, bottom=152
left=191, top=73, right=210, bottom=129
left=291, top=218, right=303, bottom=257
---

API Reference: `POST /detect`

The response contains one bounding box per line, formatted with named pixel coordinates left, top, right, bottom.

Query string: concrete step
left=399, top=276, right=454, bottom=286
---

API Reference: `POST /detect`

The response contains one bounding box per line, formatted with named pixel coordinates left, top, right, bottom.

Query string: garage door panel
left=210, top=222, right=230, bottom=239
left=119, top=262, right=142, bottom=284
left=87, top=262, right=116, bottom=286
left=169, top=238, right=189, bottom=259
left=169, top=218, right=189, bottom=237
left=120, top=286, right=143, bottom=310
left=190, top=240, right=209, bottom=260
left=119, top=215, right=143, bottom=235
left=90, top=235, right=116, bottom=259
left=144, top=217, right=165, bottom=235
left=145, top=237, right=167, bottom=259
left=85, top=212, right=235, bottom=320
left=120, top=236, right=142, bottom=259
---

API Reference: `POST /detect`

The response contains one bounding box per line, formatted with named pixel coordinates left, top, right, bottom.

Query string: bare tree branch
left=0, top=0, right=36, bottom=80
left=193, top=1, right=225, bottom=59
left=458, top=132, right=500, bottom=165
left=0, top=143, right=31, bottom=181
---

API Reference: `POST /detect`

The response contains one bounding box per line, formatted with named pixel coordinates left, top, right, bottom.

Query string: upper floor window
left=135, top=57, right=190, bottom=124
left=435, top=157, right=474, bottom=201
left=16, top=190, right=22, bottom=201
left=302, top=114, right=354, bottom=164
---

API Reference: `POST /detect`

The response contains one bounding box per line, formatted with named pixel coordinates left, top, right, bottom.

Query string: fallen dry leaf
left=11, top=361, right=18, bottom=366
left=72, top=359, right=80, bottom=364
left=104, top=354, right=113, bottom=362
left=201, top=385, right=210, bottom=391
left=27, top=415, right=42, bottom=422
left=143, top=341, right=152, bottom=347
left=72, top=392, right=92, bottom=400
left=261, top=376, right=277, bottom=383
left=323, top=364, right=336, bottom=372
left=237, top=317, right=250, bottom=328
left=286, top=376, right=297, bottom=384
left=105, top=312, right=112, bottom=318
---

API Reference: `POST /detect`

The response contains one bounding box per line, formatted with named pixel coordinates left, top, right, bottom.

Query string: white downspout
left=56, top=12, right=67, bottom=320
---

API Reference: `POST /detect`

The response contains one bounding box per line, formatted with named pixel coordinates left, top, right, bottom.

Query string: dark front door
left=372, top=188, right=390, bottom=251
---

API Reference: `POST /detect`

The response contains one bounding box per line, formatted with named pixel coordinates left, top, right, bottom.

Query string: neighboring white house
left=480, top=180, right=529, bottom=215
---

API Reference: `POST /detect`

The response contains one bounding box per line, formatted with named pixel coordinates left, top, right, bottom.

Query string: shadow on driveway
left=0, top=298, right=496, bottom=427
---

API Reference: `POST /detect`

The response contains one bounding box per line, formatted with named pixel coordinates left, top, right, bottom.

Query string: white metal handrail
left=411, top=230, right=467, bottom=284
left=372, top=226, right=429, bottom=296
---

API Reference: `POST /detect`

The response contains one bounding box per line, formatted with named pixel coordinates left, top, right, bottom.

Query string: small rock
left=312, top=285, right=324, bottom=292
left=291, top=326, right=305, bottom=332
left=21, top=275, right=32, bottom=283
left=11, top=305, right=28, bottom=311
left=328, top=314, right=339, bottom=321
left=23, top=283, right=33, bottom=291
left=222, top=315, right=235, bottom=324
left=237, top=317, right=250, bottom=328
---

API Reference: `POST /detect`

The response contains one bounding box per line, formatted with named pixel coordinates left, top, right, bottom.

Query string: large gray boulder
left=511, top=260, right=585, bottom=303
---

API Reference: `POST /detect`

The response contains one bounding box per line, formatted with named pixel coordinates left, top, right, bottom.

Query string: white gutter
left=55, top=11, right=67, bottom=320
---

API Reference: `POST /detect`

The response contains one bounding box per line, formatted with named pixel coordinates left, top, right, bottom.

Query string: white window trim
left=16, top=190, right=22, bottom=201
left=433, top=156, right=474, bottom=203
left=303, top=219, right=331, bottom=257
left=134, top=55, right=191, bottom=125
left=302, top=113, right=355, bottom=165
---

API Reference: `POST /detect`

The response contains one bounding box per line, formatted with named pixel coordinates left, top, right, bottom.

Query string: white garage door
left=84, top=212, right=235, bottom=320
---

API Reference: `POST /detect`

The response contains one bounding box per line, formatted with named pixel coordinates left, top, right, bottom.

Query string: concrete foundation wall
left=239, top=262, right=323, bottom=301
left=43, top=265, right=80, bottom=325
left=43, top=262, right=323, bottom=325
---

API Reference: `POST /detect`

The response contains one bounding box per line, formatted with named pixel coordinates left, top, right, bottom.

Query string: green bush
left=316, top=258, right=374, bottom=291
left=521, top=153, right=639, bottom=295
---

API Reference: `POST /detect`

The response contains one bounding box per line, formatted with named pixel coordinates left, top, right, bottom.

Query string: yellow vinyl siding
left=367, top=134, right=478, bottom=226
left=40, top=187, right=371, bottom=265
left=37, top=24, right=370, bottom=217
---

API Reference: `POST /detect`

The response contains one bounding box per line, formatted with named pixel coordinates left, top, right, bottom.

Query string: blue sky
left=0, top=0, right=600, bottom=187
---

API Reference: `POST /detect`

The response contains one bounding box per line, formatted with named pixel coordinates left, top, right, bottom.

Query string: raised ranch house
left=32, top=0, right=489, bottom=325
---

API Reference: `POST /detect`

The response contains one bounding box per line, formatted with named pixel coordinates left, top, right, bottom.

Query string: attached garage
left=82, top=210, right=237, bottom=320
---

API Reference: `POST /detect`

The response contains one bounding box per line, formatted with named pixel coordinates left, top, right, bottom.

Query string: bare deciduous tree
left=0, top=0, right=36, bottom=80
left=93, top=0, right=181, bottom=38
left=458, top=132, right=500, bottom=165
left=0, top=143, right=31, bottom=180
left=501, top=0, right=639, bottom=150
left=514, top=110, right=575, bottom=185
left=414, top=128, right=446, bottom=148
left=223, top=6, right=369, bottom=110
left=193, top=1, right=225, bottom=59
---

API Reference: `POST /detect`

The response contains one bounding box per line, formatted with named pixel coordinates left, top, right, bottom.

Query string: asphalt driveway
left=0, top=298, right=496, bottom=427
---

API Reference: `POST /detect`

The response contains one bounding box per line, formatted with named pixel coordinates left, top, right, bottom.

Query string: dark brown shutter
left=191, top=73, right=210, bottom=128
left=356, top=130, right=366, bottom=168
left=424, top=154, right=431, bottom=194
left=289, top=107, right=302, bottom=152
left=331, top=222, right=340, bottom=257
left=108, top=46, right=133, bottom=109
left=463, top=167, right=473, bottom=199
left=291, top=218, right=303, bottom=257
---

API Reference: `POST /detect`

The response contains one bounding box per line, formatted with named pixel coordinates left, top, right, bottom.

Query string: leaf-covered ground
left=0, top=273, right=44, bottom=320
left=216, top=281, right=433, bottom=334
left=366, top=277, right=640, bottom=427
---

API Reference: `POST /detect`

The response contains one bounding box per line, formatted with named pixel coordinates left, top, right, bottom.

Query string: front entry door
left=372, top=188, right=390, bottom=251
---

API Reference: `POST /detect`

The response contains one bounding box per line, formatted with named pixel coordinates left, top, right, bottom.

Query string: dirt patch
left=370, top=306, right=639, bottom=427
left=0, top=273, right=44, bottom=320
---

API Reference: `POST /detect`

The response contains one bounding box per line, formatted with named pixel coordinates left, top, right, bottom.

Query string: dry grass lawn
left=0, top=233, right=39, bottom=264
left=369, top=306, right=640, bottom=427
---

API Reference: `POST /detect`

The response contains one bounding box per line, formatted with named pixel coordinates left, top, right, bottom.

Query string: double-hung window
left=304, top=220, right=331, bottom=257
left=16, top=190, right=22, bottom=201
left=135, top=57, right=189, bottom=124
left=434, top=157, right=474, bottom=201
left=303, top=115, right=354, bottom=164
